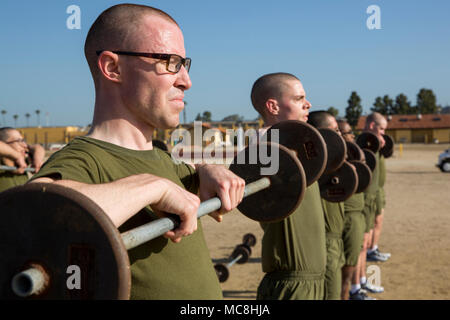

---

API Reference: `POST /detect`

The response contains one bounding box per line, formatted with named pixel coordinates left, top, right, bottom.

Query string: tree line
left=1, top=109, right=42, bottom=127
left=343, top=88, right=448, bottom=127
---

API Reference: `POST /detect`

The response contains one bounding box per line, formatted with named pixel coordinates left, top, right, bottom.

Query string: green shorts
left=342, top=212, right=365, bottom=266
left=375, top=189, right=385, bottom=216
left=257, top=271, right=325, bottom=300
left=363, top=194, right=377, bottom=233
left=324, top=235, right=345, bottom=300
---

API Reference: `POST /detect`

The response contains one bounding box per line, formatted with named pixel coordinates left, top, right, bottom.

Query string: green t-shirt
left=365, top=151, right=380, bottom=196
left=259, top=181, right=326, bottom=274
left=0, top=171, right=29, bottom=193
left=30, top=136, right=223, bottom=300
left=343, top=192, right=365, bottom=215
left=378, top=154, right=386, bottom=188
left=321, top=199, right=345, bottom=236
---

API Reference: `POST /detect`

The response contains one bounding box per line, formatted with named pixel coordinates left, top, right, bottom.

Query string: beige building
left=356, top=114, right=450, bottom=143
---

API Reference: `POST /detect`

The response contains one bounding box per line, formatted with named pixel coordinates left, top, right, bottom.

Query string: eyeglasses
left=6, top=138, right=26, bottom=144
left=96, top=51, right=191, bottom=74
left=341, top=131, right=354, bottom=136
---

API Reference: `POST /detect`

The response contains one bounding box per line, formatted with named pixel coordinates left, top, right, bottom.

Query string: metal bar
left=12, top=176, right=271, bottom=297
left=226, top=255, right=242, bottom=268
left=121, top=177, right=271, bottom=250
left=11, top=268, right=45, bottom=297
left=0, top=165, right=36, bottom=173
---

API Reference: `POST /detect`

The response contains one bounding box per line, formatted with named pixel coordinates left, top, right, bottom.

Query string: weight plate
left=318, top=161, right=358, bottom=202
left=380, top=134, right=394, bottom=158
left=229, top=142, right=306, bottom=223
left=356, top=132, right=380, bottom=153
left=346, top=141, right=364, bottom=162
left=214, top=264, right=229, bottom=283
left=242, top=233, right=256, bottom=247
left=363, top=149, right=377, bottom=172
left=349, top=160, right=372, bottom=194
left=264, top=120, right=327, bottom=186
left=0, top=183, right=131, bottom=300
left=318, top=128, right=347, bottom=174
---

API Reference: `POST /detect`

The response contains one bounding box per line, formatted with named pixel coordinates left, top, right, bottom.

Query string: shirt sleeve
left=29, top=147, right=100, bottom=184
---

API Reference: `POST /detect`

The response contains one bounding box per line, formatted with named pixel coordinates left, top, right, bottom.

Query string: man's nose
left=175, top=65, right=192, bottom=91
left=305, top=99, right=312, bottom=109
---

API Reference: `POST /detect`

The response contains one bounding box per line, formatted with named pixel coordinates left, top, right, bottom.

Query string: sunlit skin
left=264, top=79, right=311, bottom=127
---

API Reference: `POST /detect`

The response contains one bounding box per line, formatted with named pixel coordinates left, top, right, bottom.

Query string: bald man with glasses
left=29, top=4, right=245, bottom=300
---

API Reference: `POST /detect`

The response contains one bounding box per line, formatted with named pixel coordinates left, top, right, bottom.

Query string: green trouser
left=257, top=271, right=325, bottom=300
left=324, top=234, right=345, bottom=300
left=363, top=193, right=377, bottom=233
left=375, top=188, right=385, bottom=216
left=343, top=212, right=366, bottom=266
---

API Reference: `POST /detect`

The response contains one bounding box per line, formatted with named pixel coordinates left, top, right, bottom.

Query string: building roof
left=356, top=114, right=450, bottom=130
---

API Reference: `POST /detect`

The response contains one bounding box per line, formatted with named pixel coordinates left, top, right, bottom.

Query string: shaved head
left=84, top=4, right=179, bottom=87
left=307, top=110, right=334, bottom=129
left=250, top=72, right=300, bottom=119
left=365, top=112, right=387, bottom=129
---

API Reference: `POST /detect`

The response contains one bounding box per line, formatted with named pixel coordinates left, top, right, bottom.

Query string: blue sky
left=0, top=0, right=449, bottom=127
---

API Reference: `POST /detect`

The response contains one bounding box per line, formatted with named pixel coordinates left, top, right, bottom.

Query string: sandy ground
left=202, top=143, right=450, bottom=300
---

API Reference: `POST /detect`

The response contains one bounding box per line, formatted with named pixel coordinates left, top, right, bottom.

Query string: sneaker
left=362, top=282, right=384, bottom=293
left=349, top=289, right=376, bottom=300
left=376, top=248, right=391, bottom=259
left=367, top=249, right=389, bottom=262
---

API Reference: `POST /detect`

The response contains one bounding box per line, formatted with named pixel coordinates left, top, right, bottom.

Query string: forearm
left=30, top=174, right=169, bottom=227
left=28, top=144, right=46, bottom=162
left=0, top=141, right=22, bottom=161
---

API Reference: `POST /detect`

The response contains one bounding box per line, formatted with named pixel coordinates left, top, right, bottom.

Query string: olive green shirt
left=30, top=136, right=223, bottom=300
left=259, top=182, right=327, bottom=274
left=0, top=171, right=29, bottom=193
left=321, top=199, right=345, bottom=236
left=344, top=192, right=365, bottom=215
left=378, top=155, right=386, bottom=188
left=365, top=151, right=380, bottom=196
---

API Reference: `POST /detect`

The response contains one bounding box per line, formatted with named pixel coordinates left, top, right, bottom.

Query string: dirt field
left=202, top=143, right=450, bottom=300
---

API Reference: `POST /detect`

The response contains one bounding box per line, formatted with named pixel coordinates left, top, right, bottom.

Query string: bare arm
left=0, top=141, right=27, bottom=173
left=28, top=144, right=46, bottom=173
left=194, top=163, right=245, bottom=222
left=30, top=174, right=200, bottom=243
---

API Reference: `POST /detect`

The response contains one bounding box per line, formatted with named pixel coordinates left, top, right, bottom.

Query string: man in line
left=337, top=120, right=368, bottom=300
left=251, top=73, right=327, bottom=300
left=30, top=4, right=245, bottom=299
left=350, top=112, right=386, bottom=299
left=307, top=111, right=346, bottom=300
left=0, top=127, right=45, bottom=192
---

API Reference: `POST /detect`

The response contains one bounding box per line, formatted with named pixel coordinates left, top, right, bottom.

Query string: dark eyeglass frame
left=341, top=130, right=354, bottom=135
left=96, top=50, right=191, bottom=73
left=6, top=138, right=26, bottom=144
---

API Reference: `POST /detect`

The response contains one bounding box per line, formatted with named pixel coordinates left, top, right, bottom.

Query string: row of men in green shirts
left=0, top=4, right=390, bottom=300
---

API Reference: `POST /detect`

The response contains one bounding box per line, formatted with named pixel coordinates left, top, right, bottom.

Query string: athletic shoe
left=376, top=248, right=391, bottom=259
left=367, top=249, right=389, bottom=262
left=349, top=289, right=376, bottom=300
left=362, top=282, right=384, bottom=293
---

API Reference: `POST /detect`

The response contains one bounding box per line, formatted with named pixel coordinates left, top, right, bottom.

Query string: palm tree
left=13, top=114, right=19, bottom=127
left=25, top=113, right=30, bottom=127
left=35, top=109, right=41, bottom=127
left=1, top=110, right=6, bottom=126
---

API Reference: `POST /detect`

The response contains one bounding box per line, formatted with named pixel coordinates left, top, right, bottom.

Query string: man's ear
left=265, top=99, right=279, bottom=115
left=97, top=52, right=122, bottom=83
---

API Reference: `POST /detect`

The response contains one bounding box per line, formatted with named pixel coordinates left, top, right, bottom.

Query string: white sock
left=350, top=284, right=361, bottom=294
left=368, top=245, right=378, bottom=254
left=360, top=277, right=367, bottom=285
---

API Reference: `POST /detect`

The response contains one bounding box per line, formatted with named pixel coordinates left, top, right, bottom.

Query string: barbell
left=0, top=141, right=307, bottom=299
left=214, top=233, right=257, bottom=283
